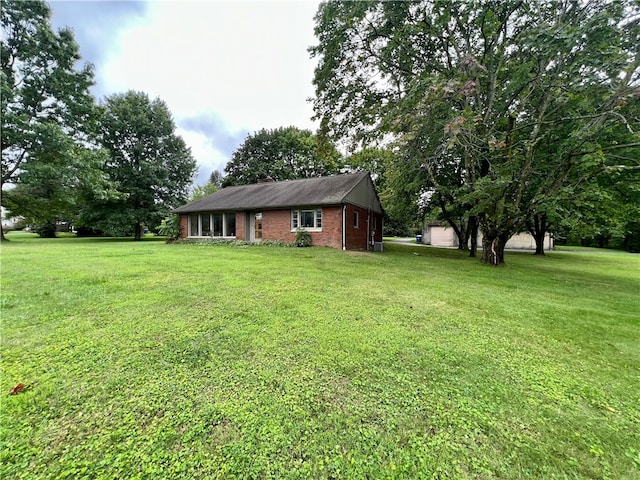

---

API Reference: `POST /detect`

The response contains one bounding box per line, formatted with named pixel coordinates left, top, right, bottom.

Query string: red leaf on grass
left=9, top=383, right=25, bottom=395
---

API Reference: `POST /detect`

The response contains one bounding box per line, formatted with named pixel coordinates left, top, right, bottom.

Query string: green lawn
left=1, top=234, right=638, bottom=479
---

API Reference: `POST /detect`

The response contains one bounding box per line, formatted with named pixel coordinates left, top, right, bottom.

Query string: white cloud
left=102, top=1, right=320, bottom=135
left=49, top=0, right=321, bottom=184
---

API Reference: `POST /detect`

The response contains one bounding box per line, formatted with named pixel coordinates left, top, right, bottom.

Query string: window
left=213, top=214, right=223, bottom=236
left=225, top=214, right=236, bottom=237
left=292, top=208, right=322, bottom=231
left=188, top=213, right=236, bottom=237
left=301, top=210, right=314, bottom=228
left=353, top=211, right=359, bottom=228
left=189, top=214, right=199, bottom=237
left=201, top=214, right=211, bottom=236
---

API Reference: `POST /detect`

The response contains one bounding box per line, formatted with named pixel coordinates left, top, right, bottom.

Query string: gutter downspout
left=367, top=207, right=371, bottom=251
left=342, top=205, right=346, bottom=250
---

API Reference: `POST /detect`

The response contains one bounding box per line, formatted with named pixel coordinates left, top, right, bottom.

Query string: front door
left=249, top=212, right=262, bottom=242
left=254, top=213, right=263, bottom=242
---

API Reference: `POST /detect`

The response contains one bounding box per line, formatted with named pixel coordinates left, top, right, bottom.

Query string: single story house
left=173, top=172, right=384, bottom=251
left=423, top=222, right=553, bottom=250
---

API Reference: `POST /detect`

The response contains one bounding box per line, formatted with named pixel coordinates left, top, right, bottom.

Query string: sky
left=49, top=0, right=321, bottom=186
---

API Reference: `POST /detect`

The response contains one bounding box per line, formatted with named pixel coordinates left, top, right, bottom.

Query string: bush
left=295, top=229, right=311, bottom=247
left=158, top=215, right=181, bottom=242
left=33, top=223, right=57, bottom=238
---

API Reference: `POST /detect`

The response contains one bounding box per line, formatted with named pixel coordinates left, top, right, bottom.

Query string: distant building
left=423, top=222, right=553, bottom=251
left=1, top=207, right=24, bottom=230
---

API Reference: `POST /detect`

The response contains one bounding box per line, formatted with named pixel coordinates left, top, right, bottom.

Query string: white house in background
left=1, top=207, right=23, bottom=229
left=423, top=222, right=554, bottom=251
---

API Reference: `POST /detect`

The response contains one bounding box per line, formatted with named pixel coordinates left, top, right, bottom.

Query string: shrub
left=295, top=229, right=311, bottom=247
left=33, top=223, right=57, bottom=238
left=158, top=215, right=181, bottom=242
left=261, top=239, right=294, bottom=247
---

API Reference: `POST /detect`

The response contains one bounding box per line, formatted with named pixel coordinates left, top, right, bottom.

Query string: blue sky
left=49, top=0, right=320, bottom=185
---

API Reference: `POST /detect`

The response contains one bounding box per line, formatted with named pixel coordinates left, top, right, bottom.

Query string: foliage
left=1, top=236, right=639, bottom=479
left=209, top=169, right=224, bottom=187
left=175, top=238, right=294, bottom=247
left=558, top=160, right=640, bottom=251
left=2, top=124, right=112, bottom=237
left=158, top=215, right=182, bottom=242
left=294, top=228, right=312, bottom=247
left=223, top=126, right=343, bottom=186
left=0, top=0, right=101, bottom=240
left=189, top=170, right=224, bottom=201
left=86, top=91, right=197, bottom=240
left=346, top=147, right=415, bottom=236
left=189, top=182, right=219, bottom=202
left=311, top=0, right=640, bottom=265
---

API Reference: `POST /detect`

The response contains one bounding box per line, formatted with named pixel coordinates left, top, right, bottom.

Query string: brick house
left=173, top=172, right=384, bottom=251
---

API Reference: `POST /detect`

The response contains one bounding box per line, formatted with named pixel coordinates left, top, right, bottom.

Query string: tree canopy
left=1, top=0, right=100, bottom=239
left=223, top=126, right=343, bottom=186
left=311, top=0, right=639, bottom=264
left=83, top=91, right=196, bottom=240
left=190, top=170, right=223, bottom=202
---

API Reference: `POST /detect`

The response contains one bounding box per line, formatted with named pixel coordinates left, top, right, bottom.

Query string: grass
left=1, top=233, right=639, bottom=479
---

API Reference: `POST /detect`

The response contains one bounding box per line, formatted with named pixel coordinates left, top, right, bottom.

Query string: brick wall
left=344, top=204, right=383, bottom=250
left=262, top=206, right=343, bottom=249
left=179, top=214, right=188, bottom=238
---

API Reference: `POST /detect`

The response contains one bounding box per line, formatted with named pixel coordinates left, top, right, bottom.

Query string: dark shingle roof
left=174, top=172, right=372, bottom=213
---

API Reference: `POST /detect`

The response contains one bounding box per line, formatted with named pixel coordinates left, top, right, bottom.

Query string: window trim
left=291, top=208, right=322, bottom=232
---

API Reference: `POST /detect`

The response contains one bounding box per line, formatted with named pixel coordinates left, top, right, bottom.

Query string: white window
left=291, top=208, right=322, bottom=231
left=189, top=213, right=236, bottom=237
left=353, top=211, right=359, bottom=228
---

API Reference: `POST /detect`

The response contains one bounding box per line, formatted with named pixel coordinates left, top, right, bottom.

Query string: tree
left=209, top=169, right=223, bottom=187
left=90, top=91, right=196, bottom=240
left=2, top=124, right=111, bottom=237
left=347, top=146, right=418, bottom=236
left=311, top=0, right=639, bottom=265
left=189, top=169, right=224, bottom=201
left=1, top=0, right=98, bottom=240
left=222, top=126, right=343, bottom=186
left=559, top=165, right=640, bottom=251
left=190, top=182, right=219, bottom=202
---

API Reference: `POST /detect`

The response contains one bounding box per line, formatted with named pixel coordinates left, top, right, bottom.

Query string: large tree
left=311, top=0, right=639, bottom=265
left=89, top=91, right=196, bottom=240
left=223, top=126, right=343, bottom=186
left=1, top=0, right=98, bottom=240
left=2, top=124, right=111, bottom=237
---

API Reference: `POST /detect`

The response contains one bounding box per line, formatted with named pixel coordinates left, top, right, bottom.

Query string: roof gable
left=174, top=173, right=383, bottom=214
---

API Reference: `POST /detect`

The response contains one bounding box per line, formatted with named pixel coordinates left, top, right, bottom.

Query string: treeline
left=1, top=0, right=196, bottom=240
left=310, top=0, right=639, bottom=260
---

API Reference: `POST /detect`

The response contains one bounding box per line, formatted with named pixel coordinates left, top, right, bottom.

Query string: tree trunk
left=528, top=213, right=548, bottom=255
left=481, top=233, right=508, bottom=265
left=456, top=227, right=468, bottom=251
left=438, top=199, right=468, bottom=251
left=468, top=215, right=478, bottom=257
left=134, top=221, right=142, bottom=241
left=0, top=229, right=7, bottom=242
